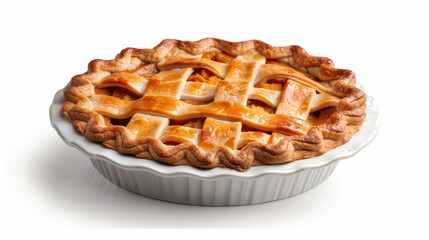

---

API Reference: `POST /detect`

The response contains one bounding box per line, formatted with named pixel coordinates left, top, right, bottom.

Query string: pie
left=62, top=38, right=366, bottom=171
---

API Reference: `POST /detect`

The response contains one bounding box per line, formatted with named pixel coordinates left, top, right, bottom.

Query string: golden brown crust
left=62, top=38, right=366, bottom=172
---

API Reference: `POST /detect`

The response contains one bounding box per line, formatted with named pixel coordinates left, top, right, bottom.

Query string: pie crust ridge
left=62, top=38, right=366, bottom=172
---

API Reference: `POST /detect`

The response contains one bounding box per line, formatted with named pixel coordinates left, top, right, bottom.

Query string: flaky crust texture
left=62, top=38, right=366, bottom=172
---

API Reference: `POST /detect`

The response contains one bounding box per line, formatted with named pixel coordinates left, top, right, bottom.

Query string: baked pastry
left=62, top=38, right=366, bottom=172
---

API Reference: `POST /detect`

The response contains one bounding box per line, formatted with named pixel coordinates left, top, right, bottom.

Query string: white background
left=1, top=0, right=428, bottom=238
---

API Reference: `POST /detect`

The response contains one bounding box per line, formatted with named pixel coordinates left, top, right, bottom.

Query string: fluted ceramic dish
left=50, top=87, right=379, bottom=206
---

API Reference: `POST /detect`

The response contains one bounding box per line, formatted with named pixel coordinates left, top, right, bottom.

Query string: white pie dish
left=50, top=88, right=379, bottom=206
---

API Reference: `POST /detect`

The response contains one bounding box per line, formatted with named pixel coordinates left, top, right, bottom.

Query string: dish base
left=90, top=157, right=338, bottom=206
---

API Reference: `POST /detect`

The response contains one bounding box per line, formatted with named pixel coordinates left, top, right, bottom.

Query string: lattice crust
left=62, top=38, right=366, bottom=172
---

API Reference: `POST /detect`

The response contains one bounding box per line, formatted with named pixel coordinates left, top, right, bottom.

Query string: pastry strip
left=248, top=88, right=282, bottom=108
left=126, top=113, right=169, bottom=139
left=143, top=68, right=193, bottom=99
left=311, top=93, right=340, bottom=112
left=180, top=82, right=217, bottom=102
left=256, top=64, right=331, bottom=94
left=238, top=131, right=270, bottom=149
left=181, top=82, right=282, bottom=108
left=276, top=80, right=316, bottom=120
left=199, top=118, right=242, bottom=151
left=157, top=56, right=229, bottom=78
left=160, top=126, right=201, bottom=145
left=90, top=95, right=310, bottom=135
left=96, top=72, right=149, bottom=96
left=214, top=50, right=266, bottom=105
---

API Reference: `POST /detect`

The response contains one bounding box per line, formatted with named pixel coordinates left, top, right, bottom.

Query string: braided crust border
left=62, top=38, right=366, bottom=172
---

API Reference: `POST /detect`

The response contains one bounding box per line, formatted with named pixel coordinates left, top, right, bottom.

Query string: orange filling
left=169, top=118, right=205, bottom=129
left=94, top=87, right=139, bottom=101
left=247, top=99, right=276, bottom=114
left=94, top=87, right=112, bottom=96
left=256, top=82, right=283, bottom=91
left=111, top=88, right=139, bottom=101
left=187, top=69, right=222, bottom=85
left=202, top=51, right=234, bottom=63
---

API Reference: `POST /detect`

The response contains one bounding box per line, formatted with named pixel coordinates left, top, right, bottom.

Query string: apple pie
left=62, top=38, right=366, bottom=171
